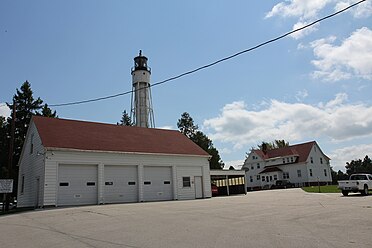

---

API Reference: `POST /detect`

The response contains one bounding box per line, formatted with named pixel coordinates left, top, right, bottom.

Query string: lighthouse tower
left=131, top=50, right=155, bottom=128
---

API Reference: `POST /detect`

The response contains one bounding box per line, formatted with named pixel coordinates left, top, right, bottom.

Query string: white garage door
left=57, top=164, right=98, bottom=206
left=104, top=165, right=138, bottom=203
left=143, top=166, right=173, bottom=201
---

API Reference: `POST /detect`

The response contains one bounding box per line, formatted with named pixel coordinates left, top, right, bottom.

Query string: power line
left=50, top=0, right=366, bottom=107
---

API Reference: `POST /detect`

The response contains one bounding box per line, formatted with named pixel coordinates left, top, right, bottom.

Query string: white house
left=17, top=116, right=211, bottom=208
left=242, top=141, right=332, bottom=190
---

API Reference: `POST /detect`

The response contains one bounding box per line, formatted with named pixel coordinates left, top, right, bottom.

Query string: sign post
left=0, top=179, right=13, bottom=212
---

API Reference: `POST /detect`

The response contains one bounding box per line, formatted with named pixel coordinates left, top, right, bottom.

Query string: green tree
left=258, top=140, right=289, bottom=151
left=177, top=112, right=223, bottom=170
left=177, top=112, right=198, bottom=138
left=330, top=167, right=348, bottom=184
left=38, top=104, right=57, bottom=118
left=4, top=81, right=57, bottom=195
left=117, top=110, right=133, bottom=126
left=345, top=155, right=372, bottom=175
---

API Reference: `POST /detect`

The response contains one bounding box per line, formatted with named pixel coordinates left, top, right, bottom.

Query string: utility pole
left=5, top=100, right=16, bottom=211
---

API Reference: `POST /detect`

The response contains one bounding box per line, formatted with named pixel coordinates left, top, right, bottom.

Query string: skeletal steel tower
left=131, top=50, right=155, bottom=128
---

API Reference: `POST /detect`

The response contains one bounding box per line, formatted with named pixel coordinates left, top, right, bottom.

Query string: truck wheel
left=342, top=190, right=349, bottom=196
left=361, top=185, right=368, bottom=196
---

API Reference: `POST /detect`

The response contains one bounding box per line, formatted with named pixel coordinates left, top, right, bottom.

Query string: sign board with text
left=0, top=179, right=13, bottom=193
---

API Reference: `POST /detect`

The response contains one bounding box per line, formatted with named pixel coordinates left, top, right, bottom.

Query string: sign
left=0, top=179, right=13, bottom=193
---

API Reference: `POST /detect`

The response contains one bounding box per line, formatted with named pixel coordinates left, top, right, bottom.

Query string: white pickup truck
left=338, top=174, right=372, bottom=196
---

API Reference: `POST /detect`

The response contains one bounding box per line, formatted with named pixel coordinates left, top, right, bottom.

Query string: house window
left=282, top=158, right=285, bottom=164
left=30, top=134, right=34, bottom=154
left=309, top=169, right=313, bottom=177
left=262, top=176, right=265, bottom=182
left=251, top=165, right=254, bottom=170
left=283, top=172, right=289, bottom=179
left=21, top=175, right=25, bottom=194
left=183, top=177, right=191, bottom=187
left=286, top=158, right=290, bottom=163
left=257, top=175, right=260, bottom=180
left=250, top=176, right=253, bottom=183
left=290, top=157, right=294, bottom=163
left=257, top=163, right=260, bottom=169
left=269, top=176, right=273, bottom=181
left=324, top=169, right=327, bottom=177
left=274, top=175, right=278, bottom=180
left=297, top=170, right=302, bottom=178
left=320, top=158, right=323, bottom=164
left=310, top=157, right=313, bottom=163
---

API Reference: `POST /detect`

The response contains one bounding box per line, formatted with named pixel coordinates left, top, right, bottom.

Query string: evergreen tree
left=345, top=155, right=372, bottom=175
left=177, top=112, right=198, bottom=138
left=117, top=110, right=133, bottom=126
left=7, top=81, right=43, bottom=167
left=4, top=81, right=57, bottom=195
left=258, top=140, right=289, bottom=151
left=38, top=104, right=57, bottom=118
left=177, top=112, right=224, bottom=170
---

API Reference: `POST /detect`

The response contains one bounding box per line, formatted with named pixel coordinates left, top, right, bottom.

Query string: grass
left=302, top=185, right=341, bottom=193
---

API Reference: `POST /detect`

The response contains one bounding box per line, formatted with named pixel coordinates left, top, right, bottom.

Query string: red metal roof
left=32, top=116, right=209, bottom=157
left=253, top=141, right=320, bottom=163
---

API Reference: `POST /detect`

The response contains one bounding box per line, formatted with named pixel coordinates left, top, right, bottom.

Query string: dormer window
left=310, top=157, right=313, bottom=163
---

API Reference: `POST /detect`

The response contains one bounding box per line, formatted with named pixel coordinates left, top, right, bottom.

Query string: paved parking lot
left=0, top=189, right=371, bottom=248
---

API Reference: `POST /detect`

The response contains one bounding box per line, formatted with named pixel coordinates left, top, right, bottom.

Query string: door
left=57, top=164, right=98, bottom=206
left=195, top=176, right=203, bottom=199
left=143, top=166, right=172, bottom=201
left=104, top=165, right=138, bottom=203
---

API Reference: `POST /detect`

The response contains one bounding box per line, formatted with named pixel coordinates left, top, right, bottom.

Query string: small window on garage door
left=183, top=177, right=191, bottom=187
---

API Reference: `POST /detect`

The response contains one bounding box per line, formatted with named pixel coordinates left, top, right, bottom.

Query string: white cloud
left=158, top=125, right=174, bottom=130
left=265, top=0, right=334, bottom=39
left=335, top=0, right=372, bottom=18
left=310, top=27, right=372, bottom=81
left=223, top=160, right=245, bottom=170
left=204, top=94, right=372, bottom=150
left=290, top=21, right=319, bottom=39
left=266, top=0, right=371, bottom=39
left=265, top=0, right=333, bottom=19
left=295, top=89, right=308, bottom=101
left=329, top=144, right=372, bottom=172
left=0, top=103, right=10, bottom=118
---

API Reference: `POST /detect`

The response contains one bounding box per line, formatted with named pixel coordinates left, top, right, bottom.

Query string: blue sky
left=1, top=0, right=372, bottom=171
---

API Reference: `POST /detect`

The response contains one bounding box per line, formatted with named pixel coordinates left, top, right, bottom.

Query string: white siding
left=57, top=164, right=98, bottom=206
left=17, top=122, right=45, bottom=208
left=143, top=166, right=172, bottom=201
left=43, top=149, right=210, bottom=206
left=103, top=165, right=138, bottom=203
left=306, top=144, right=332, bottom=183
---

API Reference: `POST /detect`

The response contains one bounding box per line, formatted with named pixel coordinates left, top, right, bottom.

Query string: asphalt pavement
left=0, top=189, right=371, bottom=248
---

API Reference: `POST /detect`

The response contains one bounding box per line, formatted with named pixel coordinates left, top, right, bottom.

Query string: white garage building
left=17, top=116, right=211, bottom=208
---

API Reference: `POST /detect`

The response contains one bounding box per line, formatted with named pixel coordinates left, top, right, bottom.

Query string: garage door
left=143, top=166, right=173, bottom=201
left=104, top=165, right=138, bottom=203
left=57, top=164, right=98, bottom=206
